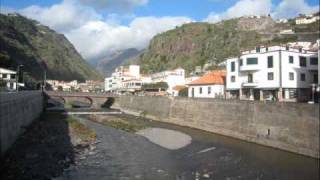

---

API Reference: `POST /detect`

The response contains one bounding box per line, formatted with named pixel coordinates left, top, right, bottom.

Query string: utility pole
left=43, top=69, right=46, bottom=91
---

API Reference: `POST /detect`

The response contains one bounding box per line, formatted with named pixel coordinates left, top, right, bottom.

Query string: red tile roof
left=188, top=70, right=226, bottom=85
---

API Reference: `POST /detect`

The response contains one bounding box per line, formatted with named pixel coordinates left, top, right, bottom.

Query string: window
left=299, top=48, right=302, bottom=52
left=239, top=59, right=243, bottom=66
left=267, top=56, right=273, bottom=68
left=2, top=74, right=7, bottom=78
left=299, top=56, right=306, bottom=67
left=256, top=47, right=260, bottom=53
left=314, top=74, right=318, bottom=84
left=285, top=46, right=289, bottom=51
left=11, top=74, right=16, bottom=79
left=289, top=72, right=294, bottom=80
left=231, top=62, right=235, bottom=72
left=268, top=72, right=274, bottom=80
left=231, top=76, right=235, bottom=82
left=310, top=57, right=318, bottom=65
left=208, top=87, right=211, bottom=94
left=266, top=47, right=269, bottom=52
left=247, top=58, right=258, bottom=65
left=300, top=73, right=306, bottom=81
left=289, top=56, right=294, bottom=64
left=199, top=87, right=202, bottom=94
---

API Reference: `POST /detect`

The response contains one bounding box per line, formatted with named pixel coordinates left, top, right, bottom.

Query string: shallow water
left=136, top=128, right=192, bottom=150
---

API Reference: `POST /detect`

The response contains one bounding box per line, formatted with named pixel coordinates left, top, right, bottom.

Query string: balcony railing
left=239, top=65, right=260, bottom=71
left=242, top=80, right=259, bottom=87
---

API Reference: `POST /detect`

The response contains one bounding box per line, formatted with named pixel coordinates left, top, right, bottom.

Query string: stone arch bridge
left=45, top=91, right=117, bottom=108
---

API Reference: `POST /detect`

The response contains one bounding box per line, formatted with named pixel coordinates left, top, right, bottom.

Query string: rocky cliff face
left=0, top=13, right=102, bottom=81
left=138, top=16, right=319, bottom=73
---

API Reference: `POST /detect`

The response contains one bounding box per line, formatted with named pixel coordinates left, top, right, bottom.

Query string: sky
left=1, top=0, right=319, bottom=62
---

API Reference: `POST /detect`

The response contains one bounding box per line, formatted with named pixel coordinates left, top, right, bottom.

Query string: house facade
left=104, top=65, right=141, bottom=93
left=226, top=46, right=318, bottom=102
left=151, top=68, right=185, bottom=95
left=188, top=71, right=226, bottom=98
left=0, top=68, right=17, bottom=91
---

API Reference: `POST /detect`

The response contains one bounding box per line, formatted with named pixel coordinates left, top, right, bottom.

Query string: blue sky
left=1, top=0, right=319, bottom=61
left=2, top=0, right=319, bottom=22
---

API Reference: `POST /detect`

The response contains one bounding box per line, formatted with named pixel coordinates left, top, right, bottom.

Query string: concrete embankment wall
left=115, top=96, right=319, bottom=158
left=0, top=91, right=44, bottom=155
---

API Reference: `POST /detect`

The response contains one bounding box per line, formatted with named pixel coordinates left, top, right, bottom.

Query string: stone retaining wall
left=115, top=96, right=320, bottom=158
left=0, top=91, right=44, bottom=155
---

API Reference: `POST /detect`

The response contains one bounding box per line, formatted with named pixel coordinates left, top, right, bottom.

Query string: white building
left=295, top=12, right=320, bottom=24
left=226, top=45, right=318, bottom=102
left=151, top=68, right=185, bottom=95
left=0, top=68, right=17, bottom=90
left=105, top=65, right=150, bottom=93
left=188, top=71, right=226, bottom=98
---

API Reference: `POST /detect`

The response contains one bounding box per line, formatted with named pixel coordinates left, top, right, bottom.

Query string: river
left=54, top=112, right=319, bottom=180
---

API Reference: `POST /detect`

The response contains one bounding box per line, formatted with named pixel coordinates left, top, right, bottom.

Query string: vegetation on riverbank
left=88, top=115, right=145, bottom=133
left=67, top=116, right=96, bottom=142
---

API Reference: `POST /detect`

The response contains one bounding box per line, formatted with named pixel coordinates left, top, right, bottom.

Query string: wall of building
left=188, top=85, right=224, bottom=98
left=0, top=91, right=44, bottom=155
left=115, top=96, right=319, bottom=158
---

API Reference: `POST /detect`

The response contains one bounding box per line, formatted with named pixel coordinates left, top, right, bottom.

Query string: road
left=55, top=114, right=319, bottom=180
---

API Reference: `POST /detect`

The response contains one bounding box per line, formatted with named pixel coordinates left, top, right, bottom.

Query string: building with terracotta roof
left=187, top=70, right=226, bottom=98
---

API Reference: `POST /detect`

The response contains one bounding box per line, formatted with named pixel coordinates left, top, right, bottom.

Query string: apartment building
left=104, top=65, right=141, bottom=93
left=226, top=45, right=318, bottom=102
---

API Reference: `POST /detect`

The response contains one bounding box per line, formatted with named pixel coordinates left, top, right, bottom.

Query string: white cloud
left=272, top=0, right=319, bottom=19
left=204, top=0, right=319, bottom=23
left=20, top=0, right=101, bottom=32
left=79, top=0, right=148, bottom=12
left=5, top=0, right=318, bottom=62
left=13, top=0, right=191, bottom=60
left=66, top=16, right=192, bottom=60
left=205, top=0, right=272, bottom=23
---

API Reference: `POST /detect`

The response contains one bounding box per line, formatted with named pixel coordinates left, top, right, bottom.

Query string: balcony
left=239, top=65, right=260, bottom=71
left=242, top=80, right=259, bottom=87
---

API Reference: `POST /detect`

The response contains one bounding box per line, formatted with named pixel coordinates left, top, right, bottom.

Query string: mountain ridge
left=137, top=16, right=319, bottom=74
left=0, top=13, right=102, bottom=82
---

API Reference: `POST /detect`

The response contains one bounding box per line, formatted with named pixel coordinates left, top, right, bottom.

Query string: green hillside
left=0, top=13, right=102, bottom=81
left=138, top=16, right=319, bottom=74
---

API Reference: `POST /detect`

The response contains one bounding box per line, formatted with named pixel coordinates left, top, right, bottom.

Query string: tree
left=142, top=82, right=169, bottom=90
left=178, top=87, right=188, bottom=97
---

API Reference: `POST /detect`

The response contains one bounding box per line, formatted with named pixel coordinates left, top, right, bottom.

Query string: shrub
left=178, top=87, right=188, bottom=97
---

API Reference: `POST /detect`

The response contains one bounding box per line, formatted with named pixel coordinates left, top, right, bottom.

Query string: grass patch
left=107, top=120, right=145, bottom=133
left=67, top=116, right=96, bottom=142
left=88, top=115, right=145, bottom=133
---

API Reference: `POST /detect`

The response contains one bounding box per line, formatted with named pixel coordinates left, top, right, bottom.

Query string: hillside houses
left=295, top=12, right=320, bottom=24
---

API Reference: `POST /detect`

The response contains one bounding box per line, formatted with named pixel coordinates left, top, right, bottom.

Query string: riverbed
left=54, top=113, right=319, bottom=180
